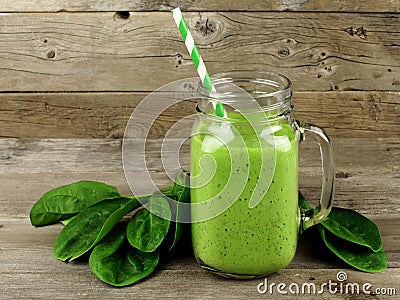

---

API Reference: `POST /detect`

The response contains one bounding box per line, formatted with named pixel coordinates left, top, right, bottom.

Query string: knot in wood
left=114, top=11, right=130, bottom=20
left=278, top=47, right=290, bottom=57
left=175, top=54, right=183, bottom=68
left=344, top=26, right=367, bottom=39
left=46, top=50, right=56, bottom=59
left=356, top=27, right=367, bottom=39
left=195, top=17, right=216, bottom=37
left=335, top=171, right=351, bottom=179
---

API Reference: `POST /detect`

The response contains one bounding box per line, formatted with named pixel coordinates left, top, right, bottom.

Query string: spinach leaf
left=160, top=185, right=175, bottom=199
left=298, top=191, right=311, bottom=210
left=54, top=197, right=140, bottom=261
left=89, top=222, right=159, bottom=287
left=90, top=221, right=127, bottom=261
left=168, top=170, right=190, bottom=251
left=318, top=226, right=387, bottom=273
left=321, top=207, right=382, bottom=252
left=30, top=181, right=121, bottom=226
left=127, top=194, right=171, bottom=252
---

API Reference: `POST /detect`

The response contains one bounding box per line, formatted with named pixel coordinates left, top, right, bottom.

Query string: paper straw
left=171, top=7, right=225, bottom=118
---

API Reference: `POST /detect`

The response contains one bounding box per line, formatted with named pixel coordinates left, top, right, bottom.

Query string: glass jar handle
left=297, top=121, right=335, bottom=230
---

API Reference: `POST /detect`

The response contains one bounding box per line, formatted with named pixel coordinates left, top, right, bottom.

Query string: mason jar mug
left=190, top=71, right=335, bottom=278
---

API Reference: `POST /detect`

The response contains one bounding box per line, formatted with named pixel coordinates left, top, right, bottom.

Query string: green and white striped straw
left=171, top=7, right=225, bottom=118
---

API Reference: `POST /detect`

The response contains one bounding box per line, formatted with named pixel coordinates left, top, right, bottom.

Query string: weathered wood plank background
left=0, top=1, right=399, bottom=299
left=0, top=138, right=399, bottom=298
left=1, top=91, right=399, bottom=138
left=0, top=0, right=398, bottom=12
left=0, top=11, right=398, bottom=138
left=0, top=12, right=398, bottom=93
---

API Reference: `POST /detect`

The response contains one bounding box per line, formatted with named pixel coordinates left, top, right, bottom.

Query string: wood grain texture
left=0, top=12, right=398, bottom=92
left=1, top=262, right=398, bottom=300
left=0, top=137, right=398, bottom=298
left=0, top=2, right=399, bottom=298
left=0, top=0, right=398, bottom=12
left=4, top=219, right=400, bottom=269
left=0, top=219, right=398, bottom=299
left=1, top=138, right=399, bottom=174
left=0, top=138, right=398, bottom=218
left=0, top=91, right=399, bottom=138
left=1, top=171, right=399, bottom=220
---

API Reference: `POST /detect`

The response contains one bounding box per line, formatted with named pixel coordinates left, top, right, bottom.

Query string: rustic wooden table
left=0, top=1, right=399, bottom=299
left=0, top=137, right=399, bottom=299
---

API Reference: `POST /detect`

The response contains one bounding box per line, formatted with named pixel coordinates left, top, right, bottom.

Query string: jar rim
left=197, top=71, right=292, bottom=121
left=197, top=70, right=291, bottom=102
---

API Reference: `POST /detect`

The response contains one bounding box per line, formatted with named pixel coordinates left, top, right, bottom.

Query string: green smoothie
left=190, top=120, right=300, bottom=276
